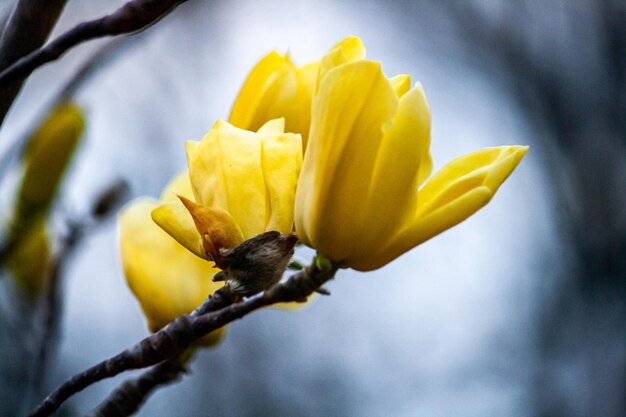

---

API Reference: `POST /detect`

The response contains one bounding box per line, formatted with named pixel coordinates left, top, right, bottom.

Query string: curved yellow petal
left=389, top=74, right=411, bottom=97
left=318, top=36, right=366, bottom=88
left=351, top=146, right=528, bottom=270
left=344, top=84, right=431, bottom=263
left=295, top=61, right=320, bottom=148
left=151, top=201, right=206, bottom=259
left=296, top=60, right=397, bottom=260
left=229, top=51, right=295, bottom=130
left=186, top=126, right=227, bottom=209
left=350, top=186, right=493, bottom=271
left=258, top=119, right=303, bottom=233
left=256, top=117, right=285, bottom=136
left=119, top=198, right=224, bottom=345
left=416, top=146, right=528, bottom=218
left=242, top=62, right=299, bottom=133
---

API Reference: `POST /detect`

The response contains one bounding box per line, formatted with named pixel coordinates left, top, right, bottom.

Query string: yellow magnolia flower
left=119, top=173, right=225, bottom=345
left=295, top=39, right=528, bottom=271
left=152, top=118, right=302, bottom=265
left=229, top=36, right=365, bottom=149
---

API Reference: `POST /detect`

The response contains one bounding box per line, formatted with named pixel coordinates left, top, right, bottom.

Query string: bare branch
left=28, top=261, right=336, bottom=417
left=0, top=0, right=68, bottom=125
left=0, top=0, right=188, bottom=92
left=86, top=287, right=237, bottom=417
left=84, top=352, right=193, bottom=417
left=0, top=37, right=134, bottom=186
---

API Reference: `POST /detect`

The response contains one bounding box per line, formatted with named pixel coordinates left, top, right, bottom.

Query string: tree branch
left=0, top=0, right=68, bottom=125
left=0, top=0, right=188, bottom=93
left=28, top=259, right=337, bottom=417
left=85, top=287, right=238, bottom=417
left=84, top=352, right=193, bottom=417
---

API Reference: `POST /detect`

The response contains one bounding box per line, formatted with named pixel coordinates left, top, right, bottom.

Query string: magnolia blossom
left=152, top=118, right=302, bottom=263
left=295, top=37, right=528, bottom=271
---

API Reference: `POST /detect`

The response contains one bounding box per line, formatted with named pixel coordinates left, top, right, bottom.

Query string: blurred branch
left=0, top=0, right=68, bottom=126
left=32, top=180, right=128, bottom=396
left=0, top=37, right=133, bottom=183
left=56, top=38, right=131, bottom=102
left=0, top=0, right=188, bottom=96
left=0, top=2, right=14, bottom=37
left=29, top=260, right=337, bottom=417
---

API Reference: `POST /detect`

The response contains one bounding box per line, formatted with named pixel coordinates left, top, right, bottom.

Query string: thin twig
left=86, top=288, right=238, bottom=417
left=84, top=352, right=193, bottom=417
left=0, top=0, right=188, bottom=90
left=0, top=37, right=135, bottom=185
left=28, top=261, right=337, bottom=417
left=0, top=0, right=68, bottom=125
left=31, top=222, right=82, bottom=398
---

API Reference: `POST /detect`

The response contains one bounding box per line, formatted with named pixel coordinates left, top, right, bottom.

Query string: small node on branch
left=217, top=231, right=299, bottom=296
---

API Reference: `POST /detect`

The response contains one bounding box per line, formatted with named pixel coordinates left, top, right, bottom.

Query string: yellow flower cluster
left=119, top=36, right=527, bottom=342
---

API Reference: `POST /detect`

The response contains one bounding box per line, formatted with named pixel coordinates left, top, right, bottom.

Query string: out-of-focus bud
left=13, top=102, right=84, bottom=233
left=8, top=220, right=50, bottom=298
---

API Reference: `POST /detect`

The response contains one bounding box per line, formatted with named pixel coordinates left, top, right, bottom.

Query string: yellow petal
left=389, top=74, right=411, bottom=97
left=295, top=61, right=320, bottom=147
left=229, top=51, right=295, bottom=130
left=152, top=201, right=206, bottom=259
left=119, top=198, right=225, bottom=345
left=258, top=119, right=303, bottom=233
left=240, top=61, right=299, bottom=133
left=344, top=84, right=431, bottom=264
left=256, top=117, right=285, bottom=136
left=296, top=60, right=398, bottom=260
left=352, top=146, right=528, bottom=270
left=318, top=36, right=366, bottom=88
left=177, top=195, right=245, bottom=265
left=416, top=146, right=528, bottom=218
left=187, top=120, right=267, bottom=238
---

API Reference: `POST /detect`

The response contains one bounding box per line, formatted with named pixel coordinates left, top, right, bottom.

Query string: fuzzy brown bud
left=215, top=231, right=298, bottom=296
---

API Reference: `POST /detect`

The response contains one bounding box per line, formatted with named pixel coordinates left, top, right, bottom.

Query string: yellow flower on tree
left=120, top=118, right=301, bottom=342
left=119, top=173, right=225, bottom=345
left=295, top=38, right=528, bottom=271
left=152, top=118, right=302, bottom=264
left=229, top=36, right=364, bottom=149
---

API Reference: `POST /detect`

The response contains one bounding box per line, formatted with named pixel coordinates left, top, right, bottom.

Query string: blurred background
left=0, top=0, right=623, bottom=416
